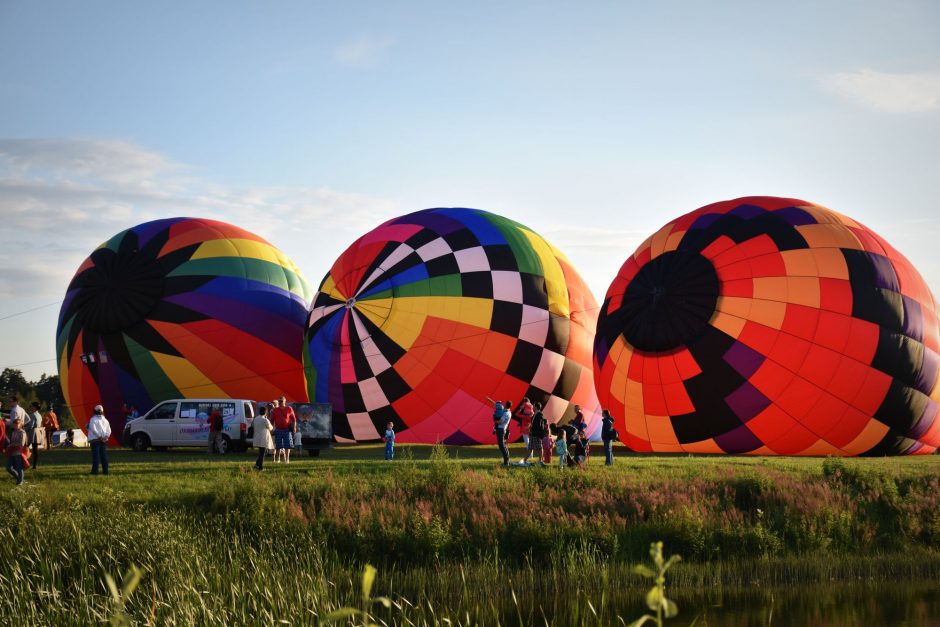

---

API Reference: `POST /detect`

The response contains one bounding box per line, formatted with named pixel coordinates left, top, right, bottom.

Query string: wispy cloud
left=333, top=35, right=394, bottom=68
left=819, top=68, right=940, bottom=114
left=0, top=137, right=397, bottom=298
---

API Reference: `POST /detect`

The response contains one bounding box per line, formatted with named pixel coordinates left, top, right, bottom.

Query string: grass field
left=1, top=444, right=939, bottom=625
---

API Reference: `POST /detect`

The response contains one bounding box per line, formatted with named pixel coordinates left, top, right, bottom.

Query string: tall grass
left=1, top=448, right=939, bottom=624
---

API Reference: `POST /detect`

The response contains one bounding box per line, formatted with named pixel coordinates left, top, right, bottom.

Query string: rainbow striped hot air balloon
left=56, top=217, right=312, bottom=442
left=304, top=208, right=600, bottom=444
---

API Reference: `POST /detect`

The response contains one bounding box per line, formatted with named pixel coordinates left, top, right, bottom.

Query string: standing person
left=383, top=421, right=395, bottom=460
left=7, top=396, right=27, bottom=431
left=26, top=402, right=43, bottom=469
left=5, top=416, right=28, bottom=485
left=494, top=400, right=512, bottom=467
left=521, top=402, right=546, bottom=465
left=601, top=409, right=617, bottom=466
left=514, top=397, right=534, bottom=446
left=87, top=405, right=111, bottom=476
left=207, top=409, right=223, bottom=454
left=251, top=405, right=274, bottom=471
left=542, top=423, right=554, bottom=466
left=272, top=396, right=296, bottom=464
left=43, top=405, right=59, bottom=450
left=554, top=428, right=568, bottom=470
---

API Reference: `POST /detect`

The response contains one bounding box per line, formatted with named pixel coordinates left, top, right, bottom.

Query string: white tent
left=51, top=429, right=89, bottom=448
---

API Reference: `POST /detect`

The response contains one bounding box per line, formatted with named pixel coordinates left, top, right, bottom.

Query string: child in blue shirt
left=555, top=429, right=568, bottom=470
left=383, top=421, right=395, bottom=460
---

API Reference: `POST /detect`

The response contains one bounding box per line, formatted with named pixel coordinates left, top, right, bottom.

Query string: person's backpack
left=212, top=413, right=224, bottom=432
left=492, top=402, right=504, bottom=421
left=531, top=413, right=546, bottom=438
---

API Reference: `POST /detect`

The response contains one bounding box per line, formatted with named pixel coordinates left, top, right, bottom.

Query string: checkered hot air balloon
left=56, top=218, right=313, bottom=442
left=594, top=196, right=940, bottom=455
left=304, top=208, right=600, bottom=443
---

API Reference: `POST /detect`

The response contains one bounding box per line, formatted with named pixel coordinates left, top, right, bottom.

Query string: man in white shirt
left=6, top=395, right=27, bottom=430
left=87, top=404, right=112, bottom=476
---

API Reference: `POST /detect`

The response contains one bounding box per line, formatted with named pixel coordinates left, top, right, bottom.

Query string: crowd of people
left=249, top=395, right=300, bottom=470
left=1, top=395, right=66, bottom=485
left=490, top=397, right=619, bottom=469
left=3, top=390, right=622, bottom=483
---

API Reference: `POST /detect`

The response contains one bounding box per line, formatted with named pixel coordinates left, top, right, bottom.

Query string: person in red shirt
left=271, top=397, right=296, bottom=463
left=207, top=410, right=224, bottom=454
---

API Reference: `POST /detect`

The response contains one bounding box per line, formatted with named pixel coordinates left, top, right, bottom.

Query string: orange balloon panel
left=594, top=197, right=940, bottom=456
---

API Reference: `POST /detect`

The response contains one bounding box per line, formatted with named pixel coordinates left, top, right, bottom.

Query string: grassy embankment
left=0, top=444, right=938, bottom=625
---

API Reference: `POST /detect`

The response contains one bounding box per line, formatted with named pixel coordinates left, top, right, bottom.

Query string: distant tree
left=34, top=373, right=75, bottom=428
left=0, top=369, right=75, bottom=428
left=0, top=368, right=30, bottom=399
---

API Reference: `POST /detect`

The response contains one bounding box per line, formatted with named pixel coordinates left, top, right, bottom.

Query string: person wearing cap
left=87, top=405, right=111, bottom=475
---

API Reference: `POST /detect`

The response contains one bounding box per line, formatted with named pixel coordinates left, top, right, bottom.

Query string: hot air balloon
left=56, top=218, right=313, bottom=442
left=594, top=196, right=940, bottom=456
left=304, top=208, right=599, bottom=443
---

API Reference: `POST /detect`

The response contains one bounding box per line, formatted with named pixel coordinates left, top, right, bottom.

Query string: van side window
left=244, top=402, right=254, bottom=419
left=180, top=402, right=236, bottom=421
left=149, top=402, right=177, bottom=420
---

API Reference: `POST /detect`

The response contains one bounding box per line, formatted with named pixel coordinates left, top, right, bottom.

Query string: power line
left=0, top=301, right=60, bottom=321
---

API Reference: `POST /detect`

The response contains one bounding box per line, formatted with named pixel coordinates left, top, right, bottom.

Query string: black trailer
left=289, top=402, right=334, bottom=456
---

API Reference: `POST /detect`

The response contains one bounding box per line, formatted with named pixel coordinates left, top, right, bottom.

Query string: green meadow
left=1, top=444, right=939, bottom=625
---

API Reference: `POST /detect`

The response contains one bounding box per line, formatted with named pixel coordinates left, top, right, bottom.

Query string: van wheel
left=131, top=433, right=150, bottom=452
left=216, top=435, right=231, bottom=455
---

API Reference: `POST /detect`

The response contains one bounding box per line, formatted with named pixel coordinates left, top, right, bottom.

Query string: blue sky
left=2, top=0, right=939, bottom=380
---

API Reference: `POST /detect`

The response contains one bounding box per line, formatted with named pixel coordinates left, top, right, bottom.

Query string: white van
left=123, top=398, right=255, bottom=454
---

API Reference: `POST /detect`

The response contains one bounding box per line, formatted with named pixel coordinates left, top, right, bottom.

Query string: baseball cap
left=94, top=404, right=104, bottom=413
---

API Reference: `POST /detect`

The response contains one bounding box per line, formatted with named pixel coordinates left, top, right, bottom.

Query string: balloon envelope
left=594, top=196, right=940, bottom=455
left=304, top=208, right=600, bottom=443
left=57, top=217, right=313, bottom=441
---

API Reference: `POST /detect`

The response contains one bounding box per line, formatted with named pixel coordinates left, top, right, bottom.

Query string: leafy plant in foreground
left=322, top=564, right=392, bottom=626
left=629, top=541, right=681, bottom=627
left=106, top=565, right=144, bottom=627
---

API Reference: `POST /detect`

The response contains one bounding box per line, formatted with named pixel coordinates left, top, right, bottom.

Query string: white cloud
left=820, top=68, right=940, bottom=114
left=333, top=35, right=394, bottom=68
left=0, top=137, right=398, bottom=298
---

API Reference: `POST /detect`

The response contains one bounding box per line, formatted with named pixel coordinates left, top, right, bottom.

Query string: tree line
left=1, top=368, right=77, bottom=429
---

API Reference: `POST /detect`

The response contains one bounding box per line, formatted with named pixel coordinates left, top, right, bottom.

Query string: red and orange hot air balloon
left=594, top=197, right=940, bottom=456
